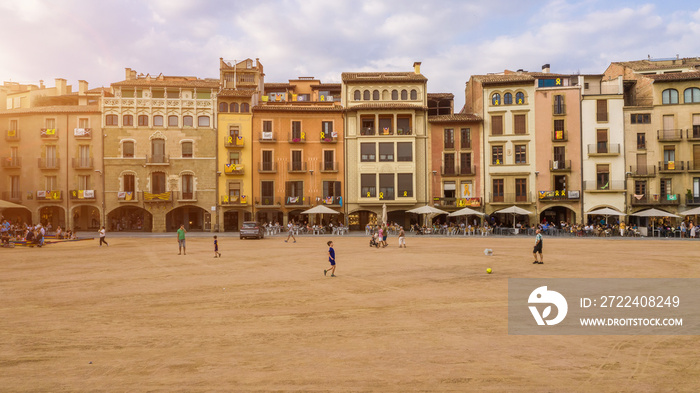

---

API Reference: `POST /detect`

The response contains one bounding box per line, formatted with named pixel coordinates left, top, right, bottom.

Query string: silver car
left=240, top=221, right=264, bottom=239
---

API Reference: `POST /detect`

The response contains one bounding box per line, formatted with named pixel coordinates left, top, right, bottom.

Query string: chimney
left=413, top=61, right=422, bottom=75
left=542, top=64, right=551, bottom=73
left=78, top=80, right=88, bottom=95
left=55, top=78, right=67, bottom=96
left=125, top=68, right=137, bottom=80
left=39, top=80, right=45, bottom=89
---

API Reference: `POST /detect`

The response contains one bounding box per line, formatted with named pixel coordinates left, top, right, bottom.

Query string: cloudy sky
left=1, top=0, right=699, bottom=109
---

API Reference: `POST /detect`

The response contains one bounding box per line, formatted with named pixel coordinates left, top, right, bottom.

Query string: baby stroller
left=369, top=233, right=380, bottom=248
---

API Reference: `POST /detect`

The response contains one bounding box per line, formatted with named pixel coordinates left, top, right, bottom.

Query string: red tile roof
left=112, top=78, right=219, bottom=88
left=429, top=114, right=482, bottom=123
left=647, top=71, right=700, bottom=82
left=253, top=104, right=343, bottom=113
left=613, top=58, right=700, bottom=71
left=342, top=72, right=427, bottom=83
left=345, top=103, right=428, bottom=111
left=0, top=105, right=101, bottom=115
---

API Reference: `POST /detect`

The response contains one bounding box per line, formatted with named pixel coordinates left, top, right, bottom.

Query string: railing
left=176, top=191, right=197, bottom=201
left=587, top=143, right=620, bottom=155
left=549, top=160, right=571, bottom=171
left=288, top=162, right=307, bottom=173
left=658, top=161, right=685, bottom=172
left=441, top=165, right=457, bottom=176
left=630, top=194, right=680, bottom=206
left=433, top=197, right=482, bottom=208
left=69, top=190, right=96, bottom=200
left=224, top=135, right=245, bottom=147
left=657, top=129, right=683, bottom=141
left=145, top=154, right=169, bottom=164
left=687, top=195, right=700, bottom=206
left=460, top=139, right=471, bottom=149
left=687, top=161, right=700, bottom=172
left=258, top=162, right=277, bottom=173
left=629, top=165, right=656, bottom=177
left=2, top=191, right=22, bottom=201
left=40, top=128, right=59, bottom=139
left=38, top=158, right=60, bottom=169
left=142, top=191, right=173, bottom=202
left=377, top=127, right=394, bottom=136
left=220, top=195, right=248, bottom=205
left=224, top=163, right=244, bottom=175
left=552, top=130, right=567, bottom=141
left=553, top=104, right=566, bottom=115
left=259, top=132, right=276, bottom=142
left=289, top=132, right=306, bottom=143
left=72, top=157, right=94, bottom=169
left=320, top=196, right=343, bottom=205
left=396, top=128, right=412, bottom=135
left=583, top=180, right=625, bottom=191
left=360, top=127, right=375, bottom=136
left=36, top=190, right=63, bottom=201
left=256, top=196, right=281, bottom=206
left=117, top=192, right=138, bottom=202
left=460, top=165, right=475, bottom=175
left=1, top=157, right=21, bottom=168
left=73, top=128, right=92, bottom=139
left=320, top=161, right=339, bottom=172
left=538, top=190, right=581, bottom=201
left=5, top=130, right=20, bottom=141
left=284, top=195, right=307, bottom=206
left=321, top=135, right=337, bottom=143
left=489, top=192, right=534, bottom=203
left=687, top=128, right=700, bottom=140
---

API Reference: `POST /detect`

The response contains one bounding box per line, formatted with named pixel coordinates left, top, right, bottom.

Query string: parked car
left=240, top=221, right=264, bottom=239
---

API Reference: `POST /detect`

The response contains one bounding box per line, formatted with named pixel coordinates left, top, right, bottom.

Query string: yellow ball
left=486, top=268, right=492, bottom=274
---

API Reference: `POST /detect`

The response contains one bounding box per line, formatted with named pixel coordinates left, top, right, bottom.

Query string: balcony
left=320, top=196, right=343, bottom=206
left=553, top=104, right=566, bottom=115
left=40, top=128, right=59, bottom=139
left=1, top=157, right=21, bottom=169
left=459, top=165, right=476, bottom=175
left=284, top=195, right=309, bottom=206
left=256, top=196, right=281, bottom=207
left=687, top=195, right=700, bottom=206
left=687, top=128, right=700, bottom=141
left=687, top=161, right=700, bottom=172
left=2, top=191, right=22, bottom=201
left=117, top=191, right=138, bottom=202
left=224, top=135, right=245, bottom=148
left=72, top=157, right=94, bottom=169
left=538, top=190, right=581, bottom=202
left=433, top=197, right=482, bottom=208
left=658, top=161, right=684, bottom=173
left=38, top=158, right=60, bottom=170
left=360, top=127, right=376, bottom=136
left=5, top=130, right=20, bottom=141
left=549, top=160, right=571, bottom=172
left=378, top=127, right=394, bottom=136
left=460, top=140, right=471, bottom=149
left=73, top=128, right=92, bottom=139
left=587, top=143, right=620, bottom=155
left=320, top=161, right=339, bottom=173
left=258, top=162, right=277, bottom=173
left=321, top=134, right=338, bottom=143
left=289, top=131, right=306, bottom=143
left=396, top=128, right=413, bottom=135
left=630, top=194, right=680, bottom=206
left=145, top=154, right=169, bottom=165
left=583, top=180, right=625, bottom=191
left=552, top=130, right=567, bottom=142
left=629, top=165, right=656, bottom=177
left=224, top=163, right=244, bottom=175
left=176, top=191, right=197, bottom=201
left=220, top=195, right=248, bottom=205
left=288, top=162, right=307, bottom=173
left=657, top=129, right=683, bottom=141
left=36, top=190, right=63, bottom=201
left=441, top=165, right=457, bottom=176
left=142, top=191, right=173, bottom=202
left=259, top=132, right=277, bottom=142
left=489, top=192, right=534, bottom=204
left=69, top=190, right=96, bottom=200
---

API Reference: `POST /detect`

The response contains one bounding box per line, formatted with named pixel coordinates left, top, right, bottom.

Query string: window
left=513, top=114, right=526, bottom=134
left=401, top=90, right=407, bottom=100
left=292, top=121, right=302, bottom=140
left=662, top=89, right=679, bottom=105
left=596, top=129, right=608, bottom=153
left=263, top=120, right=272, bottom=132
left=515, top=178, right=527, bottom=202
left=227, top=102, right=237, bottom=113
left=373, top=90, right=379, bottom=100
left=123, top=115, right=133, bottom=126
left=410, top=89, right=417, bottom=100
left=693, top=114, right=700, bottom=138
left=151, top=172, right=166, bottom=194
left=219, top=103, right=228, bottom=112
left=79, top=175, right=91, bottom=190
left=106, top=114, right=118, bottom=126
left=323, top=181, right=341, bottom=199
left=123, top=174, right=135, bottom=193
left=228, top=183, right=241, bottom=201
left=354, top=90, right=361, bottom=100
left=322, top=121, right=333, bottom=138
left=397, top=174, right=412, bottom=197
left=46, top=175, right=58, bottom=190
left=261, top=150, right=273, bottom=171
left=553, top=119, right=565, bottom=140
left=323, top=150, right=335, bottom=171
left=637, top=133, right=646, bottom=149
left=663, top=146, right=676, bottom=167
left=153, top=115, right=163, bottom=126
left=660, top=178, right=672, bottom=198
left=444, top=153, right=455, bottom=174
left=361, top=143, right=376, bottom=162
left=181, top=174, right=194, bottom=199
left=685, top=88, right=700, bottom=103
left=291, top=150, right=303, bottom=171
left=391, top=90, right=398, bottom=100
left=635, top=180, right=647, bottom=197
left=79, top=145, right=90, bottom=167
left=123, top=141, right=134, bottom=158
left=197, top=116, right=210, bottom=127
left=138, top=115, right=148, bottom=126
left=631, top=113, right=651, bottom=124
left=553, top=146, right=566, bottom=165
left=151, top=139, right=165, bottom=162
left=596, top=99, right=608, bottom=122
left=491, top=115, right=503, bottom=135
left=361, top=174, right=376, bottom=197
left=379, top=142, right=394, bottom=161
left=379, top=174, right=394, bottom=200
left=553, top=95, right=564, bottom=114
left=397, top=116, right=411, bottom=134
left=492, top=145, right=503, bottom=165
left=168, top=115, right=178, bottom=127
left=183, top=116, right=193, bottom=127
left=397, top=142, right=412, bottom=162
left=261, top=181, right=274, bottom=199
left=78, top=118, right=89, bottom=129
left=492, top=93, right=501, bottom=106
left=504, top=92, right=512, bottom=105
left=460, top=128, right=471, bottom=149
left=444, top=128, right=454, bottom=149
left=240, top=103, right=249, bottom=113
left=286, top=181, right=303, bottom=199
left=514, top=144, right=527, bottom=164
left=378, top=116, right=392, bottom=134
left=45, top=119, right=56, bottom=129
left=166, top=90, right=179, bottom=99
left=363, top=90, right=370, bottom=100
left=515, top=92, right=525, bottom=104
left=182, top=141, right=193, bottom=158
left=492, top=179, right=504, bottom=202
left=460, top=153, right=472, bottom=174
left=596, top=164, right=609, bottom=190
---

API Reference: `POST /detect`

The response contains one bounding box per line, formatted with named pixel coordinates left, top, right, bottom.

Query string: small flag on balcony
left=84, top=190, right=94, bottom=198
left=8, top=130, right=16, bottom=137
left=555, top=131, right=563, bottom=140
left=325, top=196, right=333, bottom=204
left=668, top=161, right=675, bottom=170
left=118, top=192, right=126, bottom=200
left=144, top=192, right=170, bottom=201
left=50, top=190, right=60, bottom=200
left=125, top=192, right=133, bottom=201
left=288, top=196, right=299, bottom=204
left=668, top=194, right=678, bottom=201
left=338, top=196, right=342, bottom=206
left=240, top=195, right=247, bottom=204
left=37, top=190, right=46, bottom=198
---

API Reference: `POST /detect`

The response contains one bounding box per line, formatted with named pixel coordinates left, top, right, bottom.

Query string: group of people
left=367, top=224, right=406, bottom=248
left=0, top=218, right=52, bottom=247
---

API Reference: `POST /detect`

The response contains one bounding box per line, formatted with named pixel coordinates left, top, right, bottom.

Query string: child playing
left=213, top=235, right=221, bottom=258
left=324, top=240, right=336, bottom=277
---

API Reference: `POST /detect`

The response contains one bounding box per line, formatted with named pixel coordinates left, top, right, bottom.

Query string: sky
left=1, top=0, right=700, bottom=110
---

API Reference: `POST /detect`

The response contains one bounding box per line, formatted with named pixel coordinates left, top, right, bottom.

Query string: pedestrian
left=382, top=225, right=388, bottom=247
left=285, top=220, right=297, bottom=243
left=213, top=235, right=221, bottom=257
left=99, top=226, right=108, bottom=246
left=324, top=240, right=336, bottom=277
left=378, top=226, right=384, bottom=247
left=398, top=226, right=406, bottom=248
left=177, top=224, right=187, bottom=255
left=533, top=229, right=543, bottom=264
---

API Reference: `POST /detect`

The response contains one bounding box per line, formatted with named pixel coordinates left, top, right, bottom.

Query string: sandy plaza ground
left=1, top=233, right=700, bottom=392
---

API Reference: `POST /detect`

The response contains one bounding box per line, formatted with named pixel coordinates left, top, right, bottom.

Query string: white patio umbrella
left=301, top=205, right=340, bottom=226
left=448, top=207, right=485, bottom=217
left=492, top=206, right=532, bottom=228
left=586, top=207, right=626, bottom=225
left=381, top=203, right=388, bottom=226
left=630, top=208, right=680, bottom=237
left=0, top=199, right=24, bottom=210
left=407, top=205, right=448, bottom=227
left=679, top=207, right=700, bottom=216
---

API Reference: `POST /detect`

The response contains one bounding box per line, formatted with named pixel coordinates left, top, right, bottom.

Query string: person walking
left=99, top=226, right=108, bottom=246
left=398, top=226, right=406, bottom=248
left=532, top=229, right=543, bottom=264
left=213, top=235, right=221, bottom=257
left=177, top=224, right=187, bottom=255
left=285, top=220, right=297, bottom=243
left=382, top=225, right=389, bottom=248
left=324, top=240, right=336, bottom=277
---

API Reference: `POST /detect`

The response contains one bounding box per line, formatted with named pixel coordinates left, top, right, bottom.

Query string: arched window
left=401, top=89, right=407, bottom=100
left=491, top=93, right=501, bottom=106
left=198, top=116, right=210, bottom=127
left=138, top=115, right=149, bottom=126
left=410, top=89, right=417, bottom=100
left=504, top=93, right=513, bottom=105
left=240, top=103, right=249, bottom=113
left=123, top=114, right=134, bottom=126
left=230, top=102, right=239, bottom=113
left=373, top=90, right=379, bottom=100
left=391, top=90, right=398, bottom=100
left=684, top=88, right=700, bottom=103
left=515, top=92, right=525, bottom=105
left=183, top=115, right=193, bottom=127
left=663, top=89, right=679, bottom=105
left=168, top=115, right=178, bottom=127
left=219, top=102, right=228, bottom=112
left=153, top=115, right=163, bottom=126
left=106, top=114, right=118, bottom=126
left=354, top=90, right=361, bottom=100
left=363, top=90, right=370, bottom=100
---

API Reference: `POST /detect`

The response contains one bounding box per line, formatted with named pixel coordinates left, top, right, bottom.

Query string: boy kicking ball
left=324, top=240, right=336, bottom=277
